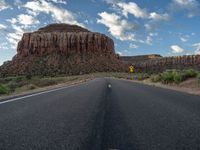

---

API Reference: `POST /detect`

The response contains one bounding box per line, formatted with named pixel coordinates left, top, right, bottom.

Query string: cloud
left=180, top=37, right=188, bottom=42
left=149, top=32, right=158, bottom=37
left=144, top=23, right=155, bottom=31
left=103, top=0, right=122, bottom=5
left=0, top=24, right=6, bottom=30
left=14, top=0, right=23, bottom=8
left=145, top=36, right=153, bottom=45
left=0, top=0, right=9, bottom=11
left=170, top=0, right=200, bottom=17
left=17, top=14, right=40, bottom=26
left=0, top=42, right=9, bottom=50
left=192, top=43, right=200, bottom=55
left=6, top=25, right=27, bottom=49
left=97, top=12, right=137, bottom=41
left=145, top=13, right=170, bottom=31
left=149, top=12, right=170, bottom=21
left=7, top=18, right=17, bottom=24
left=171, top=45, right=186, bottom=53
left=24, top=0, right=83, bottom=26
left=108, top=1, right=169, bottom=21
left=105, top=1, right=170, bottom=32
left=7, top=33, right=21, bottom=49
left=129, top=43, right=138, bottom=49
left=48, top=0, right=67, bottom=4
left=117, top=2, right=148, bottom=18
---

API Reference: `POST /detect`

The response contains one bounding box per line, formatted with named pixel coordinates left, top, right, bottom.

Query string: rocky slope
left=0, top=24, right=125, bottom=76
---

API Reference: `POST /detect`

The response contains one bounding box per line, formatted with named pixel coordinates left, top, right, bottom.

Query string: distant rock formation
left=0, top=24, right=125, bottom=76
left=129, top=55, right=200, bottom=73
left=120, top=54, right=162, bottom=64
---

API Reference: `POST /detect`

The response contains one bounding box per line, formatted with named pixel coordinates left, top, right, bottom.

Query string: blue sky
left=0, top=0, right=200, bottom=65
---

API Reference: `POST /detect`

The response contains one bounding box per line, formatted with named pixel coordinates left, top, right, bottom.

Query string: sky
left=0, top=0, right=200, bottom=65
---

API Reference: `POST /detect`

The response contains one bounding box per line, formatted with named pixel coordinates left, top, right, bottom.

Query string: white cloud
left=7, top=18, right=17, bottom=24
left=14, top=0, right=22, bottom=8
left=7, top=33, right=21, bottom=49
left=0, top=42, right=9, bottom=50
left=149, top=12, right=170, bottom=21
left=144, top=23, right=154, bottom=31
left=193, top=43, right=200, bottom=55
left=0, top=24, right=6, bottom=30
left=149, top=32, right=158, bottom=37
left=171, top=45, right=185, bottom=53
left=6, top=25, right=26, bottom=49
left=145, top=13, right=170, bottom=31
left=17, top=14, right=39, bottom=26
left=145, top=36, right=153, bottom=45
left=171, top=0, right=199, bottom=17
left=117, top=2, right=148, bottom=18
left=24, top=0, right=83, bottom=26
left=129, top=43, right=138, bottom=49
left=97, top=12, right=137, bottom=41
left=179, top=34, right=190, bottom=42
left=0, top=0, right=9, bottom=11
left=49, top=0, right=67, bottom=4
left=180, top=37, right=188, bottom=42
left=103, top=0, right=121, bottom=5
left=104, top=1, right=170, bottom=32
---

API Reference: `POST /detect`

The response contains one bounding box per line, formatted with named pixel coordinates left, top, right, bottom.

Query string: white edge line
left=0, top=83, right=82, bottom=105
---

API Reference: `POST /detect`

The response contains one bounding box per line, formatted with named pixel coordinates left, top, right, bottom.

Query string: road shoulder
left=0, top=79, right=91, bottom=102
left=113, top=77, right=200, bottom=96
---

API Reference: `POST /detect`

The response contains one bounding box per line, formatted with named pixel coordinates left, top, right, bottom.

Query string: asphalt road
left=0, top=78, right=200, bottom=150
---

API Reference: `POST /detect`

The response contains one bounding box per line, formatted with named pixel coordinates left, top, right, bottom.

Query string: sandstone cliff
left=131, top=55, right=200, bottom=73
left=0, top=24, right=125, bottom=76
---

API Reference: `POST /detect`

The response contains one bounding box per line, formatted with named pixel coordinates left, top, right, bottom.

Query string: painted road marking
left=108, top=84, right=112, bottom=88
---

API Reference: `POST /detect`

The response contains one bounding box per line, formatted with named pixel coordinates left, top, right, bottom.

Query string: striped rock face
left=0, top=24, right=126, bottom=76
left=17, top=24, right=115, bottom=57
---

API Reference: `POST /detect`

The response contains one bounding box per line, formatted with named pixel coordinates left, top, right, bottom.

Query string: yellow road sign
left=129, top=65, right=134, bottom=73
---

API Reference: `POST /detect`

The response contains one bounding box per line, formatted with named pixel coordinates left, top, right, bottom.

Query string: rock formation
left=0, top=24, right=125, bottom=76
left=120, top=54, right=162, bottom=64
left=128, top=55, right=200, bottom=73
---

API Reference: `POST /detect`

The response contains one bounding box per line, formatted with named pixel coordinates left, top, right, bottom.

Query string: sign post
left=129, top=65, right=134, bottom=73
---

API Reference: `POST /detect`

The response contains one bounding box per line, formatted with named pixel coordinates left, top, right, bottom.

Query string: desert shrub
left=6, top=82, right=23, bottom=92
left=173, top=71, right=184, bottom=84
left=0, top=78, right=7, bottom=84
left=150, top=74, right=162, bottom=82
left=16, top=84, right=38, bottom=93
left=14, top=76, right=25, bottom=82
left=0, top=76, right=26, bottom=84
left=0, top=84, right=10, bottom=95
left=136, top=73, right=149, bottom=80
left=2, top=77, right=15, bottom=83
left=26, top=84, right=37, bottom=90
left=34, top=78, right=57, bottom=87
left=183, top=69, right=198, bottom=78
left=26, top=74, right=32, bottom=80
left=159, top=69, right=198, bottom=84
left=161, top=70, right=174, bottom=84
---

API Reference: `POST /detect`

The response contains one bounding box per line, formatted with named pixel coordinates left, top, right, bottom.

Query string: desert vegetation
left=0, top=69, right=199, bottom=97
left=150, top=69, right=198, bottom=84
left=0, top=75, right=87, bottom=96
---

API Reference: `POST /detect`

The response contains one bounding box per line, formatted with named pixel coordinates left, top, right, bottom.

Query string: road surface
left=0, top=78, right=200, bottom=150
